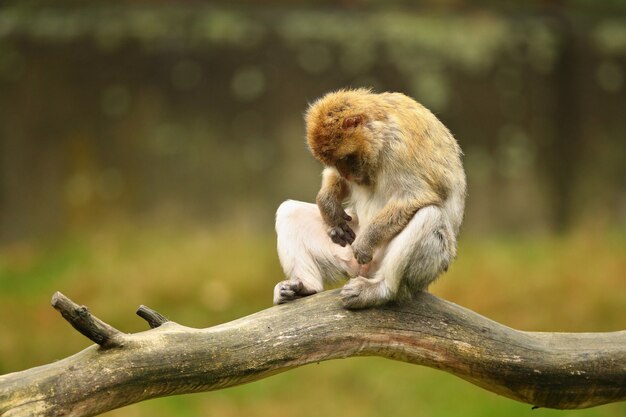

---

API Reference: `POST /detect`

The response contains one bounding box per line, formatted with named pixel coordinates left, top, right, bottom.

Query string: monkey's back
left=373, top=92, right=467, bottom=235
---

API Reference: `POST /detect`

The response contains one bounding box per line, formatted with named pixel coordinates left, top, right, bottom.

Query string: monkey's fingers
left=342, top=212, right=352, bottom=222
left=328, top=228, right=346, bottom=246
left=353, top=248, right=373, bottom=265
left=329, top=228, right=349, bottom=247
left=341, top=224, right=356, bottom=244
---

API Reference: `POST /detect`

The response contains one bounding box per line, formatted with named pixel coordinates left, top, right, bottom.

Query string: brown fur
left=306, top=89, right=381, bottom=170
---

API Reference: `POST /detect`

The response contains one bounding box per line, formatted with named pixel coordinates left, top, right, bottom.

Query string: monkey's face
left=334, top=151, right=370, bottom=185
left=305, top=89, right=381, bottom=184
left=306, top=114, right=371, bottom=185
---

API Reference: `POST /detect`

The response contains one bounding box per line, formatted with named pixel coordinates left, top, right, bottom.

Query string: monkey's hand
left=351, top=237, right=373, bottom=265
left=316, top=169, right=354, bottom=247
left=328, top=211, right=356, bottom=247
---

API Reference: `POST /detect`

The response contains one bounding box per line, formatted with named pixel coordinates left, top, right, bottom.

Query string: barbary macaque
left=274, top=89, right=466, bottom=309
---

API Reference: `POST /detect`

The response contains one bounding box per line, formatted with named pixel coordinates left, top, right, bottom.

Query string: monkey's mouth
left=335, top=153, right=369, bottom=184
left=337, top=167, right=370, bottom=185
left=335, top=163, right=355, bottom=181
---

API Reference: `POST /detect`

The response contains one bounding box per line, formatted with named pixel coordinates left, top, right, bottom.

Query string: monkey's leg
left=274, top=200, right=358, bottom=305
left=341, top=205, right=453, bottom=309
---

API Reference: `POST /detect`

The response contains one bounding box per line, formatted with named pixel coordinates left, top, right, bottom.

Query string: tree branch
left=51, top=292, right=125, bottom=348
left=136, top=305, right=169, bottom=329
left=1, top=290, right=624, bottom=417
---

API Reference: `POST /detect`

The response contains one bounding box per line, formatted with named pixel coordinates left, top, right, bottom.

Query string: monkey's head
left=305, top=89, right=380, bottom=185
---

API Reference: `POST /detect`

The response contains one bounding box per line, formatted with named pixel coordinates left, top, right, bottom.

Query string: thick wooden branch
left=1, top=291, right=624, bottom=417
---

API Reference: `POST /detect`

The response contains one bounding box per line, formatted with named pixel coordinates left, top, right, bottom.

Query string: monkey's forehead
left=306, top=88, right=375, bottom=116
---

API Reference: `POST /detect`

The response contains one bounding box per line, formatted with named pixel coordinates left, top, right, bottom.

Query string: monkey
left=273, top=88, right=466, bottom=309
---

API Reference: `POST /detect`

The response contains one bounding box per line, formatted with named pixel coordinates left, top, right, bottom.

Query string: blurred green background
left=0, top=1, right=625, bottom=416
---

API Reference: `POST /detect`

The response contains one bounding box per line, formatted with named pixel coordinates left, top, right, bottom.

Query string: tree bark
left=0, top=291, right=624, bottom=417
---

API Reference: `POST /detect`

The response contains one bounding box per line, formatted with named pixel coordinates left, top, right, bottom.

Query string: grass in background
left=0, top=226, right=624, bottom=417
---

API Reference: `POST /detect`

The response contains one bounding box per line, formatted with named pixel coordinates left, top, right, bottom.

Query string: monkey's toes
left=274, top=280, right=301, bottom=304
left=340, top=277, right=388, bottom=309
left=340, top=279, right=366, bottom=309
left=273, top=280, right=317, bottom=305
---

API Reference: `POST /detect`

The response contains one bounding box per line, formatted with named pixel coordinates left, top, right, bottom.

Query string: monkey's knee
left=276, top=199, right=298, bottom=222
left=371, top=208, right=454, bottom=299
left=275, top=200, right=317, bottom=228
left=402, top=229, right=455, bottom=292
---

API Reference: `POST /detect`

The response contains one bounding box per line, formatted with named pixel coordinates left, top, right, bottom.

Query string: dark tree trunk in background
left=543, top=5, right=584, bottom=232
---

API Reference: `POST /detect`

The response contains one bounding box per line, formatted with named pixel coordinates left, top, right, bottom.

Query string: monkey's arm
left=316, top=167, right=355, bottom=246
left=352, top=193, right=441, bottom=264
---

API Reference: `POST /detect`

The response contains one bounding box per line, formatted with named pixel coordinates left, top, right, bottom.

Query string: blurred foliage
left=1, top=5, right=626, bottom=58
left=0, top=4, right=625, bottom=240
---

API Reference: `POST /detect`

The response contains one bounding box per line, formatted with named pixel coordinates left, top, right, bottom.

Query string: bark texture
left=0, top=290, right=624, bottom=417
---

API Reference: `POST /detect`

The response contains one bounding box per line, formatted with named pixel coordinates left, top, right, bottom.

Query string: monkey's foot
left=340, top=277, right=391, bottom=309
left=273, top=279, right=318, bottom=305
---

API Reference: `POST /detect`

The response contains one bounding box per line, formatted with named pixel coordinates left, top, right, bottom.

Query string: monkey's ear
left=342, top=115, right=363, bottom=129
